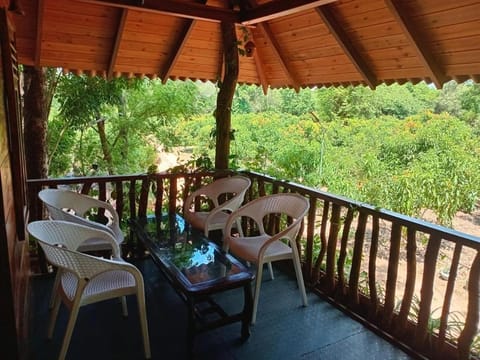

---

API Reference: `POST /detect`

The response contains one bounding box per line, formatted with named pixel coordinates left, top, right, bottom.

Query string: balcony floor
left=29, top=257, right=415, bottom=360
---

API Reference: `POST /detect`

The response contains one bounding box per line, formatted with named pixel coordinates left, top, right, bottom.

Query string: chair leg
left=251, top=262, right=264, bottom=325
left=49, top=270, right=61, bottom=310
left=58, top=301, right=81, bottom=360
left=48, top=294, right=62, bottom=339
left=235, top=219, right=244, bottom=237
left=136, top=292, right=151, bottom=359
left=292, top=254, right=308, bottom=307
left=121, top=296, right=128, bottom=317
left=267, top=262, right=274, bottom=280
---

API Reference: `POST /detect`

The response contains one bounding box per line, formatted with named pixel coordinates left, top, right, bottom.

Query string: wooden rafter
left=384, top=0, right=448, bottom=88
left=253, top=48, right=268, bottom=95
left=315, top=5, right=377, bottom=89
left=77, top=0, right=237, bottom=23
left=161, top=20, right=196, bottom=83
left=108, top=8, right=128, bottom=79
left=241, top=0, right=337, bottom=26
left=34, top=0, right=45, bottom=66
left=258, top=23, right=299, bottom=91
left=161, top=0, right=208, bottom=83
left=78, top=0, right=337, bottom=26
left=244, top=28, right=268, bottom=94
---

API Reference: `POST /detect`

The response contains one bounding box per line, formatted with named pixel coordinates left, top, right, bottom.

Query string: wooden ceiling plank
left=384, top=0, right=449, bottom=88
left=75, top=0, right=237, bottom=23
left=259, top=22, right=299, bottom=91
left=241, top=0, right=337, bottom=26
left=34, top=0, right=45, bottom=66
left=315, top=5, right=377, bottom=89
left=108, top=8, right=128, bottom=79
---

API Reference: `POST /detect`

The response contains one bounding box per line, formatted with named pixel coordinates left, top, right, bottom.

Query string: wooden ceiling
left=8, top=0, right=480, bottom=90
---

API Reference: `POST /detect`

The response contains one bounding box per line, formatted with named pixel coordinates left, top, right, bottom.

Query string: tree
left=55, top=75, right=136, bottom=174
left=23, top=66, right=59, bottom=179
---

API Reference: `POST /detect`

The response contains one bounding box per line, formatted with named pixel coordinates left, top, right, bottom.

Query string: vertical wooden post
left=215, top=21, right=238, bottom=170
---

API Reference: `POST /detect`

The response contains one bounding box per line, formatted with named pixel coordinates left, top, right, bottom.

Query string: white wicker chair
left=27, top=220, right=151, bottom=360
left=183, top=175, right=251, bottom=237
left=38, top=188, right=124, bottom=253
left=223, top=193, right=310, bottom=324
left=39, top=188, right=125, bottom=309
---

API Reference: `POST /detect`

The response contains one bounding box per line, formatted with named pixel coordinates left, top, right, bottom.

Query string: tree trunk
left=23, top=66, right=48, bottom=179
left=215, top=21, right=239, bottom=170
left=97, top=118, right=114, bottom=175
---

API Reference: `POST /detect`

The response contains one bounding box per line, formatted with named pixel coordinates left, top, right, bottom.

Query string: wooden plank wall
left=0, top=7, right=30, bottom=360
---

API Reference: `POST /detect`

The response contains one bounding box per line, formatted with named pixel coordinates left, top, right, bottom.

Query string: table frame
left=130, top=216, right=254, bottom=356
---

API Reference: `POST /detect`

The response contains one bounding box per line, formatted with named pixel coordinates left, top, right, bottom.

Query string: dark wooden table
left=130, top=214, right=254, bottom=356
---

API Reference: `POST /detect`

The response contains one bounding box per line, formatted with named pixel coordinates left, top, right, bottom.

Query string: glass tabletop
left=132, top=214, right=253, bottom=293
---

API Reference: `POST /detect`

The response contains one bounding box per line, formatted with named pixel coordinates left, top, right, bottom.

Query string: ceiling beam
left=108, top=8, right=128, bottom=79
left=241, top=0, right=337, bottom=26
left=78, top=0, right=338, bottom=26
left=384, top=0, right=448, bottom=88
left=76, top=0, right=237, bottom=23
left=161, top=0, right=208, bottom=83
left=258, top=23, right=300, bottom=91
left=315, top=5, right=377, bottom=89
left=34, top=0, right=45, bottom=66
left=161, top=19, right=197, bottom=83
left=253, top=48, right=269, bottom=95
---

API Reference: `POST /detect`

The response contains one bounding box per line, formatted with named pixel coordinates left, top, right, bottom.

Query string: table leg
left=187, top=297, right=196, bottom=358
left=241, top=282, right=253, bottom=340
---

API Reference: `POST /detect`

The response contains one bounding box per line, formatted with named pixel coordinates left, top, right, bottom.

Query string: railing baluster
left=313, top=200, right=329, bottom=284
left=326, top=204, right=341, bottom=293
left=348, top=211, right=367, bottom=306
left=396, top=227, right=417, bottom=333
left=383, top=222, right=402, bottom=327
left=169, top=176, right=178, bottom=214
left=336, top=207, right=355, bottom=297
left=438, top=243, right=462, bottom=350
left=154, top=177, right=164, bottom=218
left=304, top=197, right=317, bottom=283
left=368, top=214, right=380, bottom=319
left=115, top=181, right=124, bottom=223
left=138, top=176, right=150, bottom=218
left=128, top=179, right=136, bottom=219
left=458, top=251, right=480, bottom=359
left=415, top=234, right=441, bottom=349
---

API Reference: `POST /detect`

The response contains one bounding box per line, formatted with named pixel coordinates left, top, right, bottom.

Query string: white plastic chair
left=183, top=175, right=251, bottom=236
left=223, top=193, right=310, bottom=324
left=27, top=220, right=151, bottom=360
left=38, top=188, right=124, bottom=253
left=39, top=188, right=125, bottom=309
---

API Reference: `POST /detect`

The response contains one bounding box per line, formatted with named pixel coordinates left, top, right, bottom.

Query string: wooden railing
left=27, top=170, right=480, bottom=360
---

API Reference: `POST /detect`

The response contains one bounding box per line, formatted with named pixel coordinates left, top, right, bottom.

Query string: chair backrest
left=226, top=193, right=309, bottom=242
left=27, top=220, right=122, bottom=273
left=27, top=219, right=119, bottom=250
left=185, top=175, right=251, bottom=212
left=38, top=188, right=123, bottom=242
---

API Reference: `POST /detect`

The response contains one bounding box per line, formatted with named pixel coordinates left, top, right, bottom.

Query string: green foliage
left=314, top=83, right=437, bottom=120
left=47, top=78, right=480, bottom=227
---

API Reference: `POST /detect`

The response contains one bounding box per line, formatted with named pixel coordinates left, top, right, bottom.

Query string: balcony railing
left=27, top=170, right=480, bottom=360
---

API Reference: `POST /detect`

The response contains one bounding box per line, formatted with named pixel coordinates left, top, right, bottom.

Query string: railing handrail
left=244, top=170, right=480, bottom=249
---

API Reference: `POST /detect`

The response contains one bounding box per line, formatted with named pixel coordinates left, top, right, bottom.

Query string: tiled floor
left=29, top=257, right=415, bottom=360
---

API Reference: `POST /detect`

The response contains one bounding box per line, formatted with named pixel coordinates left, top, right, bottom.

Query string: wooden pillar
left=214, top=21, right=238, bottom=170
